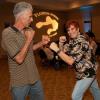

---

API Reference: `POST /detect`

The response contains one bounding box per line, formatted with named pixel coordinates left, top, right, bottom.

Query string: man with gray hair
left=1, top=1, right=50, bottom=100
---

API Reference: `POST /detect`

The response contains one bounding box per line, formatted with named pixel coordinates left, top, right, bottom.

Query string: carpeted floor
left=0, top=55, right=100, bottom=100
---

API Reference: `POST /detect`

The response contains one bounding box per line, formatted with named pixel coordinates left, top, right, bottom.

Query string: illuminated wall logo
left=33, top=12, right=59, bottom=38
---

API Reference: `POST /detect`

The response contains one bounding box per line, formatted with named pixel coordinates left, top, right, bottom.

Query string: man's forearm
left=32, top=41, right=43, bottom=51
left=14, top=40, right=31, bottom=64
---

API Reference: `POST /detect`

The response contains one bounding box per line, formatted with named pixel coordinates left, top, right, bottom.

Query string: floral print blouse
left=62, top=34, right=97, bottom=80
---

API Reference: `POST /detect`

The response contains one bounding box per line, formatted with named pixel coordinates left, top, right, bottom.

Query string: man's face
left=67, top=25, right=79, bottom=39
left=21, top=10, right=33, bottom=27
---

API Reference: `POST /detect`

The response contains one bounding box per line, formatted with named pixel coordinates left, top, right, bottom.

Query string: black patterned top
left=64, top=34, right=97, bottom=80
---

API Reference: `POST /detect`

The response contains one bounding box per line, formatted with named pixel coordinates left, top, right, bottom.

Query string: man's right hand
left=24, top=28, right=35, bottom=42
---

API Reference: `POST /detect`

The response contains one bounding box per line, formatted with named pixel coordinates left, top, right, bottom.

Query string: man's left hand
left=42, top=35, right=50, bottom=45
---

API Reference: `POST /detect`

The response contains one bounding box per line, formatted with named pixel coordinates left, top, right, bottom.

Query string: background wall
left=0, top=3, right=14, bottom=58
left=64, top=9, right=83, bottom=32
left=92, top=4, right=100, bottom=41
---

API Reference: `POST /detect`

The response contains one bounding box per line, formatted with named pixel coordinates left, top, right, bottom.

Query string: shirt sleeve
left=2, top=32, right=20, bottom=59
left=70, top=42, right=89, bottom=63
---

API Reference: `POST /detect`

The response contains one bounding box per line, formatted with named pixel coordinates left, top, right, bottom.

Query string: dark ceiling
left=1, top=0, right=100, bottom=11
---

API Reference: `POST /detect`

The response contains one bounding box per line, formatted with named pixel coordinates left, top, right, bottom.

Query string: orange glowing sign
left=34, top=12, right=59, bottom=37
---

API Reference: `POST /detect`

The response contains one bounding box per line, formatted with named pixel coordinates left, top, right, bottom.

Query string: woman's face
left=67, top=25, right=79, bottom=39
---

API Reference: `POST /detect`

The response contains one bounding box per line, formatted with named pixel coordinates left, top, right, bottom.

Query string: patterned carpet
left=0, top=55, right=100, bottom=100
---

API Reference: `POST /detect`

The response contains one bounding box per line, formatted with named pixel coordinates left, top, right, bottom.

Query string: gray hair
left=13, top=2, right=33, bottom=17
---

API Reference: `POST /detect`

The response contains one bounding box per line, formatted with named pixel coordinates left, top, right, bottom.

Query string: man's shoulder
left=2, top=27, right=15, bottom=37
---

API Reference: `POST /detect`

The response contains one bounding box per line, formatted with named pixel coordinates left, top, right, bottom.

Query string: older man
left=1, top=2, right=50, bottom=100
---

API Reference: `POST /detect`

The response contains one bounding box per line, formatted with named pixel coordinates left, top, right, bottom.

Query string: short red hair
left=65, top=20, right=80, bottom=29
